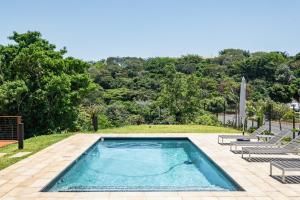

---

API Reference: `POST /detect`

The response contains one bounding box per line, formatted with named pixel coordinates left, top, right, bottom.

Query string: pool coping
left=0, top=133, right=300, bottom=200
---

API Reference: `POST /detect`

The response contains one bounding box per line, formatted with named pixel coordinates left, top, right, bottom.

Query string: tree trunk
left=268, top=106, right=272, bottom=133
left=92, top=114, right=98, bottom=132
left=257, top=116, right=260, bottom=128
left=175, top=112, right=181, bottom=123
left=279, top=119, right=282, bottom=131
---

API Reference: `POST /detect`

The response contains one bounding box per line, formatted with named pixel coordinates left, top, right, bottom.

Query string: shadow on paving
left=231, top=150, right=291, bottom=155
left=271, top=175, right=300, bottom=184
left=218, top=143, right=232, bottom=145
left=230, top=150, right=288, bottom=154
left=242, top=157, right=299, bottom=162
left=230, top=150, right=243, bottom=154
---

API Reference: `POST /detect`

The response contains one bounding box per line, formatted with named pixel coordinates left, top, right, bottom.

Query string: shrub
left=105, top=102, right=129, bottom=127
left=262, top=130, right=273, bottom=135
left=98, top=114, right=113, bottom=129
left=282, top=136, right=292, bottom=143
left=247, top=127, right=257, bottom=133
left=195, top=114, right=221, bottom=126
left=126, top=115, right=145, bottom=125
left=76, top=107, right=93, bottom=131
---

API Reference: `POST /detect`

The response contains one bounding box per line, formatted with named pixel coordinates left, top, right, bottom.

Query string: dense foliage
left=0, top=32, right=94, bottom=136
left=1, top=32, right=299, bottom=135
left=87, top=50, right=299, bottom=129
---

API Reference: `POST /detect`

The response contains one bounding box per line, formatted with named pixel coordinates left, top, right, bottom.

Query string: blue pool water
left=44, top=138, right=241, bottom=192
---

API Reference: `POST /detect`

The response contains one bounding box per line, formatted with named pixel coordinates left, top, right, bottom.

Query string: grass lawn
left=0, top=133, right=73, bottom=170
left=0, top=125, right=239, bottom=170
left=97, top=124, right=240, bottom=133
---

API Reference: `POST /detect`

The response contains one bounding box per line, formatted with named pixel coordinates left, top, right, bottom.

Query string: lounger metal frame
left=229, top=130, right=290, bottom=151
left=241, top=135, right=300, bottom=161
left=218, top=126, right=266, bottom=144
left=270, top=161, right=300, bottom=183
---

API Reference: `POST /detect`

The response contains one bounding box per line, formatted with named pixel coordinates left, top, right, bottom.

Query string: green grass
left=97, top=124, right=240, bottom=134
left=0, top=133, right=73, bottom=170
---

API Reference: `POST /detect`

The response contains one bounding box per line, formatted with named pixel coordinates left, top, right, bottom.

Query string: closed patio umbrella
left=239, top=77, right=246, bottom=135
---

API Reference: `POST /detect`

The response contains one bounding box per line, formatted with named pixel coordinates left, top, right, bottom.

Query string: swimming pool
left=43, top=138, right=242, bottom=192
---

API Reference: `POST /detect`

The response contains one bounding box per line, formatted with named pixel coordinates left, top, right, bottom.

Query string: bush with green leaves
left=126, top=115, right=145, bottom=125
left=195, top=114, right=221, bottom=126
left=98, top=114, right=113, bottom=129
left=104, top=102, right=130, bottom=127
left=75, top=106, right=93, bottom=131
left=247, top=127, right=257, bottom=133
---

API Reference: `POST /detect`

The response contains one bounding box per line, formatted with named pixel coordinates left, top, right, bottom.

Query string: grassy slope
left=0, top=125, right=239, bottom=170
left=0, top=133, right=73, bottom=170
left=98, top=125, right=240, bottom=133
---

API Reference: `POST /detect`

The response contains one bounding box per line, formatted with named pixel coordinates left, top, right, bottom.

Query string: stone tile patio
left=9, top=152, right=31, bottom=158
left=0, top=133, right=299, bottom=200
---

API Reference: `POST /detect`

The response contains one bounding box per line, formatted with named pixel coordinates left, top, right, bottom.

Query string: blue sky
left=0, top=0, right=299, bottom=60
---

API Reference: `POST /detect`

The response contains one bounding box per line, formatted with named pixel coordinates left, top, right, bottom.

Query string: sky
left=0, top=0, right=300, bottom=61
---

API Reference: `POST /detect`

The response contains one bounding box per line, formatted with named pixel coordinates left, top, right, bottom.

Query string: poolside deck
left=0, top=133, right=299, bottom=200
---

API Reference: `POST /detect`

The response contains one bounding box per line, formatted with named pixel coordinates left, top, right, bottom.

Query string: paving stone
left=0, top=153, right=7, bottom=157
left=10, top=152, right=31, bottom=158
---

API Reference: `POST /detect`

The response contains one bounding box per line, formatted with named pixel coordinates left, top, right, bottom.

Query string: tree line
left=1, top=31, right=299, bottom=136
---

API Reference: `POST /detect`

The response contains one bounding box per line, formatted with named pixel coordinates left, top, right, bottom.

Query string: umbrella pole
left=242, top=117, right=245, bottom=135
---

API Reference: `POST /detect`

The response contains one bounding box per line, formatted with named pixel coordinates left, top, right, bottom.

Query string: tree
left=217, top=78, right=239, bottom=105
left=2, top=30, right=299, bottom=134
left=265, top=99, right=275, bottom=131
left=105, top=102, right=130, bottom=127
left=158, top=64, right=187, bottom=123
left=158, top=64, right=202, bottom=123
left=290, top=78, right=300, bottom=100
left=205, top=97, right=226, bottom=118
left=246, top=101, right=256, bottom=127
left=269, top=84, right=292, bottom=103
left=0, top=80, right=28, bottom=113
left=254, top=100, right=267, bottom=128
left=238, top=52, right=286, bottom=82
left=175, top=55, right=204, bottom=74
left=85, top=104, right=104, bottom=131
left=272, top=103, right=290, bottom=130
left=248, top=79, right=268, bottom=101
left=218, top=49, right=250, bottom=65
left=82, top=87, right=104, bottom=131
left=144, top=57, right=175, bottom=74
left=0, top=31, right=93, bottom=135
left=275, top=64, right=294, bottom=84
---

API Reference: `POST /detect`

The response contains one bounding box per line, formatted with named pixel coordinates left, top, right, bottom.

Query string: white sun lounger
left=218, top=126, right=266, bottom=144
left=270, top=161, right=300, bottom=183
left=229, top=130, right=290, bottom=151
left=241, top=135, right=300, bottom=161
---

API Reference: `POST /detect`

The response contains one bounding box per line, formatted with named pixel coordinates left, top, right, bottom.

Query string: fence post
left=17, top=123, right=24, bottom=149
